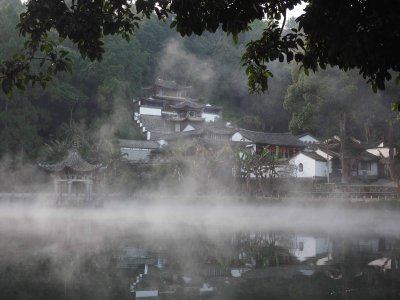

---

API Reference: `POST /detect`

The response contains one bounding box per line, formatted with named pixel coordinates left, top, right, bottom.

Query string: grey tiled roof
left=159, top=126, right=235, bottom=141
left=208, top=127, right=236, bottom=135
left=238, top=129, right=306, bottom=147
left=118, top=139, right=160, bottom=149
left=171, top=100, right=204, bottom=110
left=39, top=150, right=102, bottom=173
left=204, top=105, right=222, bottom=112
left=149, top=131, right=168, bottom=141
left=301, top=151, right=327, bottom=162
left=357, top=151, right=379, bottom=161
left=139, top=115, right=174, bottom=133
left=317, top=148, right=340, bottom=158
left=159, top=128, right=204, bottom=140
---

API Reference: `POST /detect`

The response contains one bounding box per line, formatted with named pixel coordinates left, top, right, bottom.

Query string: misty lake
left=1, top=200, right=400, bottom=299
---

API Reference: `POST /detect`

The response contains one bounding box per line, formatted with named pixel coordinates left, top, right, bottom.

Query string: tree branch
left=279, top=10, right=286, bottom=36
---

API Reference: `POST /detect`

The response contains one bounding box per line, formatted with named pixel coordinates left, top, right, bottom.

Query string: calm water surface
left=0, top=201, right=399, bottom=299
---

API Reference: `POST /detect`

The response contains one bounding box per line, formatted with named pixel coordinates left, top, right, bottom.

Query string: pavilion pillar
left=67, top=180, right=72, bottom=197
left=86, top=181, right=91, bottom=202
left=84, top=181, right=88, bottom=201
left=89, top=181, right=93, bottom=201
left=54, top=179, right=58, bottom=195
left=85, top=180, right=92, bottom=202
left=54, top=180, right=60, bottom=202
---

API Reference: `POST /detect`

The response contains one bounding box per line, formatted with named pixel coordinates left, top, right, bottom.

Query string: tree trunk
left=340, top=112, right=349, bottom=184
left=3, top=99, right=9, bottom=152
left=69, top=107, right=74, bottom=128
left=364, top=123, right=371, bottom=143
left=324, top=142, right=330, bottom=183
left=387, top=121, right=399, bottom=190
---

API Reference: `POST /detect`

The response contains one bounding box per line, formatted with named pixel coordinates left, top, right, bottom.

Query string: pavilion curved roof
left=39, top=150, right=102, bottom=173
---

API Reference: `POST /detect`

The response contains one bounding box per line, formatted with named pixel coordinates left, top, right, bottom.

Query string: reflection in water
left=0, top=202, right=400, bottom=299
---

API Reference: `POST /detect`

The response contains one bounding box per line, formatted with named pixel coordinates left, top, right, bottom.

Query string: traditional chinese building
left=39, top=150, right=102, bottom=205
left=133, top=79, right=222, bottom=140
left=127, top=79, right=304, bottom=169
left=231, top=129, right=306, bottom=159
left=169, top=100, right=205, bottom=132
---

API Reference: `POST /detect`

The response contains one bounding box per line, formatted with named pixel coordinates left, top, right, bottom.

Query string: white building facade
left=290, top=152, right=328, bottom=179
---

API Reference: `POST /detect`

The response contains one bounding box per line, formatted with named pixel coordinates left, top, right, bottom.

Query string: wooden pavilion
left=39, top=150, right=102, bottom=205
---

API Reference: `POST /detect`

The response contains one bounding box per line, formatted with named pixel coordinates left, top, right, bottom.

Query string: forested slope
left=0, top=2, right=397, bottom=165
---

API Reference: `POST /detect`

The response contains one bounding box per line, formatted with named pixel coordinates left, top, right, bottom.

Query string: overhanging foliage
left=1, top=0, right=399, bottom=94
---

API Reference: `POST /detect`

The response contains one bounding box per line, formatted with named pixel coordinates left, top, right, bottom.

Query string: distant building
left=203, top=104, right=222, bottom=122
left=320, top=136, right=380, bottom=181
left=115, top=247, right=158, bottom=269
left=290, top=151, right=328, bottom=179
left=152, top=78, right=190, bottom=101
left=290, top=136, right=382, bottom=181
left=134, top=79, right=222, bottom=141
left=170, top=100, right=205, bottom=132
left=366, top=142, right=397, bottom=179
left=297, top=133, right=320, bottom=144
left=119, top=139, right=161, bottom=163
left=231, top=129, right=306, bottom=159
left=127, top=79, right=333, bottom=176
left=290, top=235, right=331, bottom=262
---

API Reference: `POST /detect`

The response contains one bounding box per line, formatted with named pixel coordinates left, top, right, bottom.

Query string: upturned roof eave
left=38, top=150, right=102, bottom=173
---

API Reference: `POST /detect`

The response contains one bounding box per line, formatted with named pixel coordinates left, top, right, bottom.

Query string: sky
left=287, top=2, right=306, bottom=19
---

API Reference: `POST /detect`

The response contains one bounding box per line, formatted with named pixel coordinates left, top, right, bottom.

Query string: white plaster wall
left=315, top=160, right=328, bottom=177
left=366, top=147, right=392, bottom=158
left=183, top=125, right=195, bottom=132
left=231, top=132, right=252, bottom=142
left=292, top=236, right=317, bottom=262
left=139, top=106, right=162, bottom=116
left=315, top=150, right=333, bottom=173
left=202, top=112, right=220, bottom=122
left=290, top=154, right=316, bottom=178
left=158, top=139, right=168, bottom=147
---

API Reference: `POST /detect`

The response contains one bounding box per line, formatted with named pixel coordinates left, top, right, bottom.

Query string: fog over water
left=1, top=198, right=400, bottom=299
left=1, top=201, right=399, bottom=248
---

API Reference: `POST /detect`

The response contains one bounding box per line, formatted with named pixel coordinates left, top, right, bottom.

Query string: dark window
left=298, top=163, right=303, bottom=172
left=360, top=161, right=371, bottom=171
left=299, top=242, right=304, bottom=251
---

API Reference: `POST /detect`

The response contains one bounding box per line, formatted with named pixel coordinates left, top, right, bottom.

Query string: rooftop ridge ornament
left=71, top=138, right=80, bottom=151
